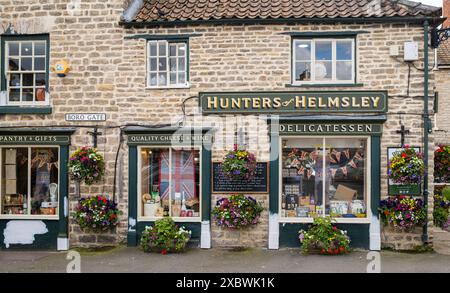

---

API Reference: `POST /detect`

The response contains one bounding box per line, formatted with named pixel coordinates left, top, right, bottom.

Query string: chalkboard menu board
left=212, top=162, right=269, bottom=193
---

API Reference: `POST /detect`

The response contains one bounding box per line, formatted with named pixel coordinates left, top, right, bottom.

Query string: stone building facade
left=0, top=0, right=445, bottom=250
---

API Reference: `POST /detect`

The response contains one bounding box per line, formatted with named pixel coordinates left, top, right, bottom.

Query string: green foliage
left=140, top=217, right=191, bottom=254
left=442, top=187, right=450, bottom=202
left=298, top=217, right=350, bottom=255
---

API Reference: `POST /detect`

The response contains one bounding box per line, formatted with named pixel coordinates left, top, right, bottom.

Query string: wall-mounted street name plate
left=65, top=113, right=106, bottom=122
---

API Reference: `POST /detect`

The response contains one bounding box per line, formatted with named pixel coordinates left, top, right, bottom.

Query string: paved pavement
left=0, top=246, right=449, bottom=273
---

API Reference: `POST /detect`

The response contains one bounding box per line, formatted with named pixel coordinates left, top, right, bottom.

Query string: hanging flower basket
left=378, top=195, right=426, bottom=231
left=68, top=146, right=105, bottom=185
left=388, top=145, right=424, bottom=184
left=212, top=194, right=264, bottom=229
left=221, top=144, right=257, bottom=180
left=73, top=195, right=121, bottom=233
left=434, top=144, right=450, bottom=183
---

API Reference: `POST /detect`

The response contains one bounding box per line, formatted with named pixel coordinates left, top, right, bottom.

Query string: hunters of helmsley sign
left=199, top=91, right=388, bottom=114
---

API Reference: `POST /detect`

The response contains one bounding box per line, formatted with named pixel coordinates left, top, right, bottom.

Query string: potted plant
left=378, top=195, right=426, bottom=231
left=140, top=217, right=191, bottom=254
left=435, top=144, right=450, bottom=183
left=388, top=145, right=424, bottom=185
left=68, top=146, right=105, bottom=185
left=221, top=144, right=257, bottom=180
left=73, top=195, right=121, bottom=233
left=298, top=216, right=350, bottom=255
left=212, top=193, right=264, bottom=229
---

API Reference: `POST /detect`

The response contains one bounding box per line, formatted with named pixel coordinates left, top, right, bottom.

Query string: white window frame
left=146, top=40, right=189, bottom=89
left=278, top=136, right=371, bottom=224
left=292, top=38, right=355, bottom=85
left=137, top=145, right=201, bottom=222
left=4, top=40, right=49, bottom=106
left=0, top=145, right=60, bottom=220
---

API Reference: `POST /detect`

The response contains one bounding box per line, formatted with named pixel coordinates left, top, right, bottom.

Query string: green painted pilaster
left=58, top=145, right=69, bottom=239
left=269, top=118, right=280, bottom=214
left=201, top=145, right=212, bottom=221
left=128, top=146, right=138, bottom=246
left=371, top=135, right=381, bottom=216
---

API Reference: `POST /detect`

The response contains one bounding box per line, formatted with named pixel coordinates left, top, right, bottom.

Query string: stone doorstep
left=432, top=228, right=450, bottom=255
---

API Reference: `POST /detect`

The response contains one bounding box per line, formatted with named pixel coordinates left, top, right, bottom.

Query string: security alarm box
left=404, top=42, right=419, bottom=61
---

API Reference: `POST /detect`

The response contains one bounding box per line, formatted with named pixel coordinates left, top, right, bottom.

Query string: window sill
left=278, top=217, right=371, bottom=224
left=0, top=215, right=59, bottom=220
left=146, top=84, right=190, bottom=90
left=285, top=83, right=364, bottom=88
left=138, top=216, right=201, bottom=223
left=0, top=106, right=52, bottom=114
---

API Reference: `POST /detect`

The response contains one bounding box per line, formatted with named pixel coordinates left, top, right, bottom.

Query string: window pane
left=158, top=72, right=167, bottom=86
left=140, top=148, right=169, bottom=217
left=149, top=58, right=157, bottom=71
left=314, top=61, right=332, bottom=80
left=149, top=42, right=157, bottom=56
left=34, top=57, right=46, bottom=71
left=22, top=88, right=33, bottom=102
left=315, top=41, right=332, bottom=60
left=169, top=57, right=177, bottom=71
left=281, top=138, right=324, bottom=218
left=169, top=44, right=177, bottom=57
left=8, top=58, right=19, bottom=71
left=171, top=149, right=200, bottom=218
left=178, top=57, right=185, bottom=72
left=23, top=74, right=33, bottom=86
left=178, top=44, right=186, bottom=57
left=30, top=148, right=59, bottom=215
left=34, top=42, right=46, bottom=56
left=1, top=148, right=29, bottom=215
left=158, top=58, right=167, bottom=71
left=336, top=41, right=352, bottom=60
left=295, top=41, right=311, bottom=61
left=336, top=61, right=353, bottom=81
left=35, top=73, right=46, bottom=87
left=158, top=42, right=166, bottom=56
left=8, top=42, right=19, bottom=56
left=21, top=42, right=32, bottom=56
left=8, top=89, right=20, bottom=102
left=21, top=57, right=33, bottom=71
left=9, top=74, right=21, bottom=87
left=149, top=73, right=157, bottom=86
left=178, top=72, right=186, bottom=84
left=295, top=62, right=311, bottom=81
left=325, top=138, right=366, bottom=218
left=170, top=72, right=177, bottom=84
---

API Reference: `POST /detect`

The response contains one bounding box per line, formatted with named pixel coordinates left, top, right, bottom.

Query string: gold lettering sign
left=200, top=91, right=387, bottom=114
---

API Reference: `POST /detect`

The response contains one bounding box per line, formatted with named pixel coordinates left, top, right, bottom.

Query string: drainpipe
left=422, top=20, right=429, bottom=244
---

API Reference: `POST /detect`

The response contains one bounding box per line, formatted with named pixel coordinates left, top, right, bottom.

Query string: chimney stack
left=444, top=0, right=450, bottom=27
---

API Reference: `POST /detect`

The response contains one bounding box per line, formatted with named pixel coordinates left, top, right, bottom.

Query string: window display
left=1, top=147, right=59, bottom=216
left=140, top=147, right=200, bottom=219
left=281, top=137, right=367, bottom=219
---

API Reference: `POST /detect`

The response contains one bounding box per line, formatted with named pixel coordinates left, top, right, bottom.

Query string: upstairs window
left=292, top=38, right=355, bottom=84
left=147, top=40, right=188, bottom=88
left=1, top=37, right=49, bottom=105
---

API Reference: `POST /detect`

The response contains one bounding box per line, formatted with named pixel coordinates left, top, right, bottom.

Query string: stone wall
left=0, top=0, right=438, bottom=249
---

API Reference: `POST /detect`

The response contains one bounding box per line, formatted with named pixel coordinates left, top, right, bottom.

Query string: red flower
left=321, top=248, right=325, bottom=254
left=161, top=250, right=168, bottom=255
left=339, top=246, right=345, bottom=253
left=402, top=153, right=407, bottom=158
left=334, top=249, right=339, bottom=254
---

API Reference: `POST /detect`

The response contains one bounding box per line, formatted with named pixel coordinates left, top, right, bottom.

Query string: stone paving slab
left=0, top=247, right=449, bottom=273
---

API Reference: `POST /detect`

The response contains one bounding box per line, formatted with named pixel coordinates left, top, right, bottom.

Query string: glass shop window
left=292, top=38, right=355, bottom=84
left=281, top=137, right=367, bottom=219
left=3, top=40, right=48, bottom=105
left=147, top=40, right=188, bottom=87
left=139, top=147, right=200, bottom=219
left=0, top=147, right=59, bottom=216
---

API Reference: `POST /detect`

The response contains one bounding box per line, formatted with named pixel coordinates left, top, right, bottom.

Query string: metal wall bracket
left=431, top=27, right=450, bottom=48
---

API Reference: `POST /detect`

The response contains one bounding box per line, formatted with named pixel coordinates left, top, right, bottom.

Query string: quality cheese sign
left=199, top=91, right=388, bottom=114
